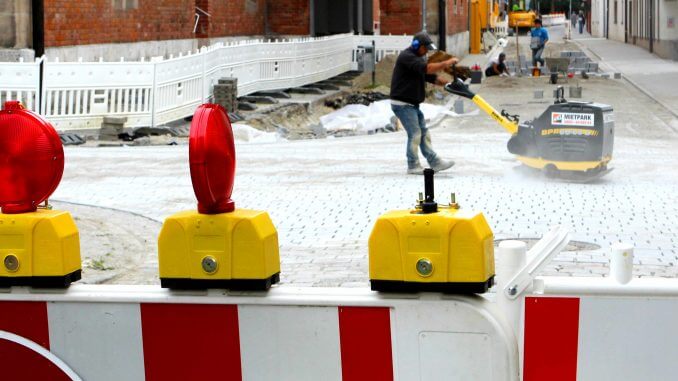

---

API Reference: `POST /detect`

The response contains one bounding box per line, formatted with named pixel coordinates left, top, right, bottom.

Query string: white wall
left=607, top=0, right=626, bottom=42
left=659, top=0, right=678, bottom=41
left=446, top=31, right=470, bottom=58
left=590, top=0, right=606, bottom=38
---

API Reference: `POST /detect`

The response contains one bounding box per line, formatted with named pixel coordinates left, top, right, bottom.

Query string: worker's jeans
left=532, top=46, right=545, bottom=67
left=391, top=103, right=439, bottom=169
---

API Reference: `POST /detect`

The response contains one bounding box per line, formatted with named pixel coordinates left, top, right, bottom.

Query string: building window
left=246, top=0, right=257, bottom=14
left=454, top=0, right=458, bottom=15
left=112, top=0, right=138, bottom=11
left=614, top=1, right=617, bottom=24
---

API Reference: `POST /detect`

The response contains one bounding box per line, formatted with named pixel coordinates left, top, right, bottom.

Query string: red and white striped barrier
left=526, top=277, right=678, bottom=381
left=0, top=286, right=518, bottom=381
left=542, top=13, right=567, bottom=27
left=5, top=277, right=678, bottom=380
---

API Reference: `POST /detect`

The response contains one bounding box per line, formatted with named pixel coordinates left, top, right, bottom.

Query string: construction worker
left=530, top=19, right=549, bottom=68
left=390, top=32, right=457, bottom=175
left=485, top=53, right=509, bottom=77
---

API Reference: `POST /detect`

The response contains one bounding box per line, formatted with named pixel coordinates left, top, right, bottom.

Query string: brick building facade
left=44, top=0, right=304, bottom=48
left=2, top=1, right=469, bottom=61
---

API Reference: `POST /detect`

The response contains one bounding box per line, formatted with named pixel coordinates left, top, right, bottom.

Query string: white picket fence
left=1, top=34, right=415, bottom=131
left=0, top=58, right=41, bottom=112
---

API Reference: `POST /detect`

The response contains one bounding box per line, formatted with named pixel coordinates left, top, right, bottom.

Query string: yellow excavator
left=508, top=1, right=537, bottom=30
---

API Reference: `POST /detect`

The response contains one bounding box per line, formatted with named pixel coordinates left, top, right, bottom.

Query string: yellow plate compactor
left=369, top=169, right=495, bottom=293
left=445, top=79, right=614, bottom=182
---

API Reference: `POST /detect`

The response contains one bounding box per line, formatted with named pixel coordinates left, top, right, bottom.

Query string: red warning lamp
left=189, top=104, right=236, bottom=214
left=0, top=101, right=65, bottom=214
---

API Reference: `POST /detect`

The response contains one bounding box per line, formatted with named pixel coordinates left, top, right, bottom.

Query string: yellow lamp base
left=158, top=209, right=280, bottom=290
left=369, top=207, right=495, bottom=293
left=0, top=210, right=81, bottom=288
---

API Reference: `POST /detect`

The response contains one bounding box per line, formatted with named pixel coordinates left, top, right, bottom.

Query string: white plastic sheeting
left=232, top=123, right=284, bottom=144
left=319, top=99, right=477, bottom=133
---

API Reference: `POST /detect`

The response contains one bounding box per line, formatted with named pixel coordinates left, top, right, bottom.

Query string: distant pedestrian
left=390, top=32, right=456, bottom=175
left=571, top=10, right=577, bottom=29
left=578, top=11, right=585, bottom=34
left=530, top=19, right=549, bottom=68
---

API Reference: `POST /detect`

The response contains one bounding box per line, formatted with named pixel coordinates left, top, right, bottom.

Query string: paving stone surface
left=50, top=28, right=678, bottom=286
left=53, top=94, right=678, bottom=286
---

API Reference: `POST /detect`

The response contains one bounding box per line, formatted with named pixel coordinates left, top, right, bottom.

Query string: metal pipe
left=536, top=276, right=678, bottom=296
left=422, top=0, right=427, bottom=31
left=649, top=0, right=654, bottom=53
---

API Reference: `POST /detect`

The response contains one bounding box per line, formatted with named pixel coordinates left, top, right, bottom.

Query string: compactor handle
left=444, top=78, right=476, bottom=99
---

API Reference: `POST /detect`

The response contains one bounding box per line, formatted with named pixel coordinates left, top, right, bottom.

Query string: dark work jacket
left=390, top=48, right=437, bottom=106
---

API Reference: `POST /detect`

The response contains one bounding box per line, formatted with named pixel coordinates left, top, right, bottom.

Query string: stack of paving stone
left=213, top=78, right=238, bottom=113
left=99, top=116, right=127, bottom=141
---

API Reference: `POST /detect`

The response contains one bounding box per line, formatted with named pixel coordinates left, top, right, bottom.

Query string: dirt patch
left=243, top=103, right=332, bottom=140
left=353, top=54, right=397, bottom=89
left=51, top=200, right=160, bottom=285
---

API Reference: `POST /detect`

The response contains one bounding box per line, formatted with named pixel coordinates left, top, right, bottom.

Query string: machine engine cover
left=530, top=101, right=614, bottom=163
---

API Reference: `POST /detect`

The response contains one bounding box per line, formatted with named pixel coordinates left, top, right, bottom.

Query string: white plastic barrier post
left=610, top=243, right=634, bottom=284
left=496, top=240, right=527, bottom=339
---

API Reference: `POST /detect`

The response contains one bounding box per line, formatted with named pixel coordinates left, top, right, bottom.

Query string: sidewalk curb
left=573, top=40, right=678, bottom=125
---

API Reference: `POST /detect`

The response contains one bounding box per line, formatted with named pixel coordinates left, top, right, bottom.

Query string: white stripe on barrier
left=392, top=302, right=518, bottom=381
left=239, top=305, right=342, bottom=380
left=47, top=302, right=146, bottom=381
left=578, top=297, right=678, bottom=380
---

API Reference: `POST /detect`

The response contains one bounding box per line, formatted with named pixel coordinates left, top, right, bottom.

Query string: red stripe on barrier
left=0, top=339, right=72, bottom=381
left=0, top=301, right=50, bottom=347
left=141, top=303, right=242, bottom=381
left=524, top=297, right=580, bottom=381
left=339, top=306, right=394, bottom=381
left=0, top=301, right=70, bottom=380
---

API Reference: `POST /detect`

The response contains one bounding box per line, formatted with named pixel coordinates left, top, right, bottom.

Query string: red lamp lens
left=0, top=101, right=65, bottom=214
left=189, top=104, right=236, bottom=214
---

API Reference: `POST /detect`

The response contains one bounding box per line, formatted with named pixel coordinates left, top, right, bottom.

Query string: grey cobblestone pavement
left=51, top=29, right=678, bottom=286
left=53, top=82, right=678, bottom=286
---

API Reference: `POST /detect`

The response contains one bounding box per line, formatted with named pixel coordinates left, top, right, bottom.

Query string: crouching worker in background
left=485, top=53, right=509, bottom=77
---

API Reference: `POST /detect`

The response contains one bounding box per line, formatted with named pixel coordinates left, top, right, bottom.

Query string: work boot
left=432, top=159, right=455, bottom=173
left=407, top=165, right=424, bottom=175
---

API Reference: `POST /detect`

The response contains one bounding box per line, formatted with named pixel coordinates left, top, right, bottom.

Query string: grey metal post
left=357, top=0, right=364, bottom=34
left=309, top=0, right=315, bottom=36
left=422, top=0, right=427, bottom=32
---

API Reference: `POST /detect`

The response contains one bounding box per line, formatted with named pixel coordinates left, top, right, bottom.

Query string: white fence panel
left=0, top=59, right=41, bottom=112
left=40, top=34, right=355, bottom=130
left=495, top=20, right=509, bottom=37
left=203, top=34, right=353, bottom=105
left=42, top=59, right=154, bottom=130
left=153, top=51, right=206, bottom=126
